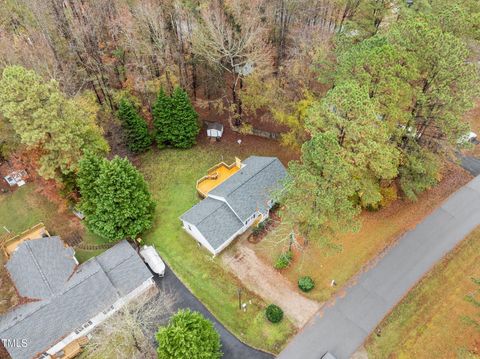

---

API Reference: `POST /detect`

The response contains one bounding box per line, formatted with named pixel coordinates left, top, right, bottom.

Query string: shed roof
left=206, top=122, right=223, bottom=131
left=0, top=239, right=152, bottom=359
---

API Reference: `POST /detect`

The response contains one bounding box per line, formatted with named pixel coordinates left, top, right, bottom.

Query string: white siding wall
left=45, top=277, right=155, bottom=357
left=207, top=129, right=223, bottom=137
left=182, top=220, right=216, bottom=254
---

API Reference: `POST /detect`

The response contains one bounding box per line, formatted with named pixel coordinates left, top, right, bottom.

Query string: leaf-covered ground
left=255, top=161, right=472, bottom=303
left=365, top=226, right=480, bottom=358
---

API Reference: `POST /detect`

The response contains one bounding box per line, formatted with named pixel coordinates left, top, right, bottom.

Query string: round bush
left=298, top=276, right=315, bottom=292
left=266, top=304, right=284, bottom=323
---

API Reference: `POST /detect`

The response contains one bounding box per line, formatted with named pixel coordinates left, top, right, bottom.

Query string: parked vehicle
left=139, top=245, right=166, bottom=277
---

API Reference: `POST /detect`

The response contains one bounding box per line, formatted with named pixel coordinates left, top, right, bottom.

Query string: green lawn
left=0, top=185, right=56, bottom=233
left=0, top=143, right=296, bottom=352
left=139, top=146, right=296, bottom=353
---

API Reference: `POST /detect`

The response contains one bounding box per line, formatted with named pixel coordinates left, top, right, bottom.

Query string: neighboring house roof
left=207, top=122, right=223, bottom=131
left=0, top=238, right=152, bottom=359
left=6, top=236, right=76, bottom=300
left=180, top=156, right=287, bottom=252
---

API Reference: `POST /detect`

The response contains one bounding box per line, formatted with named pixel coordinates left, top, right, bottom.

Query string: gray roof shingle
left=0, top=239, right=152, bottom=359
left=180, top=156, right=286, bottom=251
left=207, top=122, right=223, bottom=131
left=6, top=236, right=76, bottom=300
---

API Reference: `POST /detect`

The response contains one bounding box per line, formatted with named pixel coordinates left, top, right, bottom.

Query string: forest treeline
left=0, top=0, right=479, bottom=244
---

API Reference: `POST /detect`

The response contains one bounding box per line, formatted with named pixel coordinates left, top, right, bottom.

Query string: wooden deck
left=2, top=223, right=50, bottom=257
left=196, top=160, right=241, bottom=197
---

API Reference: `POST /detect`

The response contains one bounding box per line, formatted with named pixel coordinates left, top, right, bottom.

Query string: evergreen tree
left=117, top=98, right=152, bottom=153
left=152, top=87, right=199, bottom=149
left=0, top=66, right=108, bottom=179
left=152, top=88, right=173, bottom=148
left=170, top=86, right=200, bottom=149
left=78, top=154, right=155, bottom=242
left=281, top=132, right=360, bottom=247
left=156, top=310, right=222, bottom=359
left=307, top=81, right=399, bottom=207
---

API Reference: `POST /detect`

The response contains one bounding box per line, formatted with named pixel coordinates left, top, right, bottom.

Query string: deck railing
left=1, top=222, right=49, bottom=257
left=196, top=161, right=239, bottom=197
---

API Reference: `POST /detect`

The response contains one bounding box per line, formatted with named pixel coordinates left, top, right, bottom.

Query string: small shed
left=207, top=122, right=224, bottom=139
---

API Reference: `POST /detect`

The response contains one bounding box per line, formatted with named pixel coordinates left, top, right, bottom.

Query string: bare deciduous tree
left=192, top=0, right=272, bottom=125
left=83, top=289, right=176, bottom=359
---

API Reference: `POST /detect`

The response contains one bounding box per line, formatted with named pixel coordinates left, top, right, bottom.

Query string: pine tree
left=152, top=87, right=199, bottom=149
left=78, top=154, right=155, bottom=241
left=170, top=87, right=200, bottom=149
left=152, top=88, right=173, bottom=148
left=0, top=66, right=108, bottom=179
left=117, top=98, right=152, bottom=153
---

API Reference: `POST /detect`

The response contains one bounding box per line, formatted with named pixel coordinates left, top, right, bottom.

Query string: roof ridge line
left=24, top=241, right=54, bottom=296
left=195, top=200, right=237, bottom=227
left=210, top=157, right=276, bottom=199
left=224, top=158, right=277, bottom=200
left=95, top=244, right=136, bottom=295
left=0, top=261, right=109, bottom=334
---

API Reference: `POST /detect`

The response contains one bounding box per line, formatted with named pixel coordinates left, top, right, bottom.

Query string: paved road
left=154, top=267, right=273, bottom=359
left=278, top=175, right=480, bottom=359
left=459, top=154, right=480, bottom=176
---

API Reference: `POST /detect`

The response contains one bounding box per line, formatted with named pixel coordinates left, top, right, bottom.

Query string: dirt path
left=222, top=245, right=320, bottom=328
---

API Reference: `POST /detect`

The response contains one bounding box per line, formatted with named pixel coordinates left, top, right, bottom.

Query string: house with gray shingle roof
left=0, top=237, right=154, bottom=359
left=180, top=156, right=287, bottom=255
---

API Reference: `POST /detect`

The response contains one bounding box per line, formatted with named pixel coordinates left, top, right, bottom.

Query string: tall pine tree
left=170, top=87, right=200, bottom=149
left=0, top=66, right=108, bottom=179
left=152, top=88, right=174, bottom=148
left=117, top=98, right=152, bottom=153
left=152, top=87, right=199, bottom=149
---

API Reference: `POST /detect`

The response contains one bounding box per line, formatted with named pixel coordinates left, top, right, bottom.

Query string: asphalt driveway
left=154, top=267, right=273, bottom=359
left=278, top=175, right=480, bottom=359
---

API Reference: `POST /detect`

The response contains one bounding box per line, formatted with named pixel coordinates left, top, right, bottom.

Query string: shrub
left=379, top=185, right=398, bottom=208
left=156, top=309, right=222, bottom=359
left=274, top=250, right=293, bottom=269
left=266, top=304, right=283, bottom=323
left=298, top=276, right=315, bottom=292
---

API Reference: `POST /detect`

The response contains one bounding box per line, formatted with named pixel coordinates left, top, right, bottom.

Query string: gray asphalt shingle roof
left=0, top=238, right=152, bottom=359
left=207, top=122, right=223, bottom=131
left=216, top=157, right=287, bottom=221
left=6, top=236, right=76, bottom=300
left=180, top=156, right=286, bottom=252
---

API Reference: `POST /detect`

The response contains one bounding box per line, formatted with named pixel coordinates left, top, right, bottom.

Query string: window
left=74, top=320, right=94, bottom=334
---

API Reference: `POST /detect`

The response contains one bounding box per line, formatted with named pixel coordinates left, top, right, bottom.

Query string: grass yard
left=139, top=143, right=297, bottom=354
left=365, top=226, right=480, bottom=358
left=255, top=162, right=472, bottom=302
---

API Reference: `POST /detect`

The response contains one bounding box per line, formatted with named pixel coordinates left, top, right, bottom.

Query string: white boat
left=139, top=245, right=166, bottom=277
